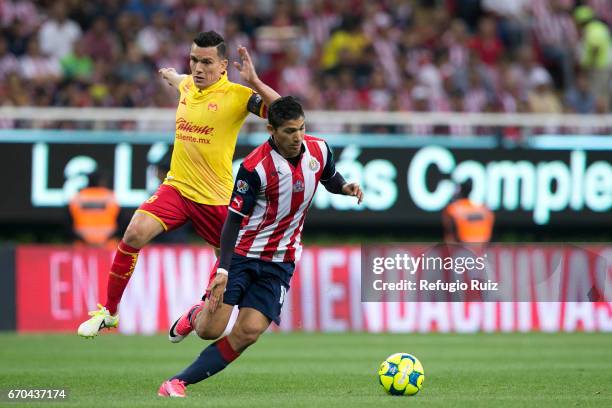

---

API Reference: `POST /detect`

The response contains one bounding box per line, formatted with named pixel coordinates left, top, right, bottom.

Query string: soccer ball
left=378, top=353, right=425, bottom=396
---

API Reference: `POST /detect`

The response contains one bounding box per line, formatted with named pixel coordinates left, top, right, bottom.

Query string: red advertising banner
left=15, top=245, right=612, bottom=333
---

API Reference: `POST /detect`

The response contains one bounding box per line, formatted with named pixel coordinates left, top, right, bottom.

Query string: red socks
left=105, top=241, right=140, bottom=315
left=216, top=336, right=241, bottom=363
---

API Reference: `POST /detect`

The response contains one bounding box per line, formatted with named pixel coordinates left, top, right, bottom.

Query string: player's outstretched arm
left=234, top=46, right=281, bottom=106
left=159, top=67, right=188, bottom=90
left=208, top=165, right=261, bottom=312
left=206, top=211, right=242, bottom=312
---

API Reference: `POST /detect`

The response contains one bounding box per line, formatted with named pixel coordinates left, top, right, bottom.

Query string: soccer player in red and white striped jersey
left=158, top=96, right=363, bottom=397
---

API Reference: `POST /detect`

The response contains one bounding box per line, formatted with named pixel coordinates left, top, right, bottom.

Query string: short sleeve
left=229, top=164, right=261, bottom=217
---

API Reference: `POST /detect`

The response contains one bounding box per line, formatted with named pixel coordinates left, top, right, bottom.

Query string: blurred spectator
left=507, top=45, right=545, bottom=95
left=234, top=1, right=265, bottom=38
left=116, top=42, right=153, bottom=84
left=5, top=17, right=34, bottom=56
left=278, top=48, right=313, bottom=103
left=68, top=171, right=120, bottom=247
left=321, top=16, right=369, bottom=73
left=464, top=67, right=491, bottom=113
left=443, top=180, right=494, bottom=244
left=468, top=16, right=505, bottom=66
left=442, top=19, right=471, bottom=69
left=185, top=0, right=227, bottom=35
left=481, top=0, right=529, bottom=50
left=565, top=71, right=596, bottom=114
left=365, top=69, right=393, bottom=112
left=136, top=11, right=171, bottom=57
left=588, top=0, right=612, bottom=26
left=334, top=69, right=362, bottom=110
left=303, top=0, right=340, bottom=49
left=38, top=2, right=82, bottom=60
left=574, top=5, right=611, bottom=111
left=60, top=39, right=93, bottom=81
left=81, top=17, right=119, bottom=62
left=0, top=37, right=18, bottom=81
left=530, top=0, right=578, bottom=89
left=527, top=67, right=562, bottom=114
left=19, top=38, right=62, bottom=83
left=223, top=17, right=253, bottom=84
left=496, top=67, right=523, bottom=113
left=446, top=88, right=475, bottom=136
left=407, top=86, right=435, bottom=136
left=453, top=50, right=494, bottom=99
left=115, top=11, right=139, bottom=51
left=125, top=0, right=168, bottom=24
left=3, top=73, right=30, bottom=106
left=453, top=0, right=483, bottom=32
left=371, top=13, right=401, bottom=88
left=0, top=0, right=40, bottom=35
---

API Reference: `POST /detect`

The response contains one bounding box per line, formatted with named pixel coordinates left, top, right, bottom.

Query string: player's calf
left=193, top=303, right=233, bottom=340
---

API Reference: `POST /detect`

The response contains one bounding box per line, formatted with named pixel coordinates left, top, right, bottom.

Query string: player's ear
left=266, top=124, right=274, bottom=134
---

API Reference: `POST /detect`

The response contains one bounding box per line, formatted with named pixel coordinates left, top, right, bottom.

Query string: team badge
left=308, top=157, right=320, bottom=172
left=208, top=102, right=218, bottom=111
left=293, top=179, right=305, bottom=192
left=236, top=180, right=249, bottom=193
left=230, top=195, right=243, bottom=211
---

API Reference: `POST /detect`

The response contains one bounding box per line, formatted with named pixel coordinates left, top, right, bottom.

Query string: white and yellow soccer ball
left=378, top=353, right=425, bottom=396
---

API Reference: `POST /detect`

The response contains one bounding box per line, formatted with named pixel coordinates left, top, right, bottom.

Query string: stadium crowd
left=0, top=0, right=610, bottom=131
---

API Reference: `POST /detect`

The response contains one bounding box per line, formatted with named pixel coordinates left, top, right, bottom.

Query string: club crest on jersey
left=236, top=180, right=249, bottom=193
left=208, top=102, right=218, bottom=111
left=293, top=179, right=305, bottom=192
left=308, top=157, right=320, bottom=172
left=230, top=195, right=243, bottom=211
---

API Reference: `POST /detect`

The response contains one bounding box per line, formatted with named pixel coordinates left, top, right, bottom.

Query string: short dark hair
left=193, top=31, right=226, bottom=58
left=87, top=171, right=109, bottom=188
left=268, top=96, right=305, bottom=128
left=458, top=180, right=473, bottom=198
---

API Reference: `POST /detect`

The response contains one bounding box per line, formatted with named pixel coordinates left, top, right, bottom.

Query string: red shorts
left=137, top=184, right=228, bottom=248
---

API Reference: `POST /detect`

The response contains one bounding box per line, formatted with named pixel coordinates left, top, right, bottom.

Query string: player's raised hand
left=233, top=46, right=258, bottom=84
left=158, top=67, right=185, bottom=89
left=159, top=67, right=177, bottom=82
left=342, top=182, right=364, bottom=204
left=207, top=272, right=228, bottom=313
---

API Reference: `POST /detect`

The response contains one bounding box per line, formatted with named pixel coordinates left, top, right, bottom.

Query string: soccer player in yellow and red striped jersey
left=78, top=31, right=280, bottom=338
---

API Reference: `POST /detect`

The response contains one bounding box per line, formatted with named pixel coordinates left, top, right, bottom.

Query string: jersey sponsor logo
left=308, top=157, right=320, bottom=172
left=230, top=195, right=244, bottom=212
left=176, top=118, right=214, bottom=135
left=236, top=180, right=249, bottom=193
left=293, top=179, right=305, bottom=193
left=208, top=102, right=218, bottom=111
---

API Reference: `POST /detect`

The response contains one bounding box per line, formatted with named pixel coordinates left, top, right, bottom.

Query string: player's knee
left=232, top=323, right=262, bottom=348
left=195, top=324, right=223, bottom=340
left=123, top=219, right=152, bottom=248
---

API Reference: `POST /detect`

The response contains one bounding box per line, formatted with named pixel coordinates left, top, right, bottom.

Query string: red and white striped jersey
left=228, top=135, right=335, bottom=263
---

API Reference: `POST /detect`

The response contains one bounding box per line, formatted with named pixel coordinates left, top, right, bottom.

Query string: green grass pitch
left=0, top=332, right=611, bottom=407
